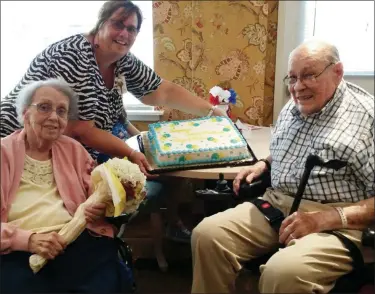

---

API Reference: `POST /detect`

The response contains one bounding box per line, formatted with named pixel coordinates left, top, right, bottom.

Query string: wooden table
left=160, top=127, right=272, bottom=180
left=125, top=127, right=271, bottom=218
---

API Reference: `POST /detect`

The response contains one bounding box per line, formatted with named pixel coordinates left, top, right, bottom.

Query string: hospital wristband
left=335, top=207, right=348, bottom=228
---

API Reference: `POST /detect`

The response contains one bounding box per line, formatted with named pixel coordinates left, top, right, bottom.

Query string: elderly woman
left=0, top=79, right=129, bottom=293
left=0, top=0, right=225, bottom=173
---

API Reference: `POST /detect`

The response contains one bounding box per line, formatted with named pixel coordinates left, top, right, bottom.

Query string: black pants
left=0, top=230, right=131, bottom=293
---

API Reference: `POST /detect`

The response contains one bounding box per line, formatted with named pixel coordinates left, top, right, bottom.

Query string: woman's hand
left=212, top=107, right=227, bottom=117
left=84, top=203, right=106, bottom=223
left=28, top=232, right=67, bottom=260
left=233, top=161, right=268, bottom=195
left=129, top=151, right=158, bottom=179
left=279, top=211, right=322, bottom=245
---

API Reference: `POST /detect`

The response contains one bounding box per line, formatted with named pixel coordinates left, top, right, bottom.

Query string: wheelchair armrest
left=362, top=227, right=375, bottom=248
left=105, top=199, right=148, bottom=230
left=237, top=171, right=271, bottom=200
left=105, top=213, right=135, bottom=230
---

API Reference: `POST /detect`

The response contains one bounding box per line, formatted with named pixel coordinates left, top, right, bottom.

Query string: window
left=303, top=1, right=374, bottom=75
left=272, top=1, right=374, bottom=120
left=1, top=1, right=155, bottom=111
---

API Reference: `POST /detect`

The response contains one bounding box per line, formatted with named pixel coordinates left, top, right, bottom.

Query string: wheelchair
left=237, top=172, right=374, bottom=293
left=196, top=155, right=374, bottom=293
left=106, top=206, right=143, bottom=293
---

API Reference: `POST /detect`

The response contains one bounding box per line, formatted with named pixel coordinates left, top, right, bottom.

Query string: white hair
left=15, top=79, right=79, bottom=125
left=290, top=38, right=341, bottom=64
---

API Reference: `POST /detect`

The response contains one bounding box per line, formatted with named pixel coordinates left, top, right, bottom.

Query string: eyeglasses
left=30, top=103, right=68, bottom=118
left=109, top=19, right=139, bottom=37
left=283, top=63, right=335, bottom=87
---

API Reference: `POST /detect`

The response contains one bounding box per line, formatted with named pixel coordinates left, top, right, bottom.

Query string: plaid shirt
left=270, top=80, right=374, bottom=203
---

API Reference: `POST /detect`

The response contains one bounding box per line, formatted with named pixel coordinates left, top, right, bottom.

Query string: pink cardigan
left=1, top=129, right=114, bottom=254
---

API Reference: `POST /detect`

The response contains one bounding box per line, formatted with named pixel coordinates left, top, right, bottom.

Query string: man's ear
left=333, top=62, right=344, bottom=81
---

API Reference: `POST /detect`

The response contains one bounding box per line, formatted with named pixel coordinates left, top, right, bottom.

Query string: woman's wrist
left=128, top=149, right=137, bottom=159
left=206, top=105, right=217, bottom=117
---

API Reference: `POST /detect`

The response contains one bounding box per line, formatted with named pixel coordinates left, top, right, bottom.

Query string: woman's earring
left=94, top=43, right=99, bottom=49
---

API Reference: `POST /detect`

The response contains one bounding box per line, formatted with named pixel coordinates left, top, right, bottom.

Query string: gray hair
left=15, top=79, right=79, bottom=125
left=290, top=38, right=341, bottom=64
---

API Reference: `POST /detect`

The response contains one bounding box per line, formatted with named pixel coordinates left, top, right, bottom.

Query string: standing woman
left=0, top=0, right=225, bottom=175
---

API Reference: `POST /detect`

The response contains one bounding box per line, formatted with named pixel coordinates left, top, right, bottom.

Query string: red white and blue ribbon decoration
left=209, top=86, right=237, bottom=106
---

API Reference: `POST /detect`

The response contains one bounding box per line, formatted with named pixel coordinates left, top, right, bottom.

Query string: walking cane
left=288, top=154, right=347, bottom=216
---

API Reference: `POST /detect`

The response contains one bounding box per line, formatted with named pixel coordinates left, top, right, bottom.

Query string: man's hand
left=129, top=151, right=158, bottom=179
left=84, top=203, right=106, bottom=223
left=233, top=161, right=268, bottom=195
left=28, top=232, right=67, bottom=260
left=279, top=211, right=322, bottom=245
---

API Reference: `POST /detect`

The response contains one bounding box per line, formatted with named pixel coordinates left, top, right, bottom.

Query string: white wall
left=273, top=1, right=374, bottom=122
left=345, top=75, right=374, bottom=95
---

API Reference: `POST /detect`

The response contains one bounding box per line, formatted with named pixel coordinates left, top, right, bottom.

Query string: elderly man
left=191, top=40, right=374, bottom=293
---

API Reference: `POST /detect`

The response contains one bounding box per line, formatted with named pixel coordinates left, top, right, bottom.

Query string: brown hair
left=89, top=0, right=143, bottom=36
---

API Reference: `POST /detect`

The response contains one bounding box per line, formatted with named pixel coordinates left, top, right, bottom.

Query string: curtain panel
left=152, top=0, right=278, bottom=126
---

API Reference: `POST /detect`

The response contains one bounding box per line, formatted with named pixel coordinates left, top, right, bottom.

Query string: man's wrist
left=314, top=210, right=343, bottom=232
left=334, top=207, right=348, bottom=228
left=258, top=158, right=271, bottom=171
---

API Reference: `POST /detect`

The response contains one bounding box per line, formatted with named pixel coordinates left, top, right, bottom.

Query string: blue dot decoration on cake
left=186, top=144, right=193, bottom=149
left=178, top=156, right=186, bottom=162
left=162, top=143, right=172, bottom=151
left=163, top=133, right=171, bottom=138
left=211, top=117, right=223, bottom=122
left=211, top=153, right=220, bottom=160
left=172, top=121, right=180, bottom=125
left=223, top=127, right=230, bottom=132
left=154, top=123, right=161, bottom=129
left=230, top=139, right=238, bottom=143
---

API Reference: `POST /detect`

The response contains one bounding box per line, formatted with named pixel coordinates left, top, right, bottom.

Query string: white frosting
left=148, top=116, right=250, bottom=167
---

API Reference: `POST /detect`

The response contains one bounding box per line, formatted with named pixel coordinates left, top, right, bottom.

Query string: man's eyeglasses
left=283, top=63, right=335, bottom=87
left=30, top=103, right=68, bottom=118
left=109, top=19, right=139, bottom=37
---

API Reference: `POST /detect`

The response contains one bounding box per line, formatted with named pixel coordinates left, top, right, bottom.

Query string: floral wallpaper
left=152, top=0, right=278, bottom=126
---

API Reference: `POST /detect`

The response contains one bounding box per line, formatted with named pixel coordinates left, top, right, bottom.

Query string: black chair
left=106, top=210, right=141, bottom=293
left=236, top=171, right=374, bottom=294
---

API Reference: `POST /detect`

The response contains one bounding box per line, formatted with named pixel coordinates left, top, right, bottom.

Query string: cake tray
left=136, top=131, right=257, bottom=174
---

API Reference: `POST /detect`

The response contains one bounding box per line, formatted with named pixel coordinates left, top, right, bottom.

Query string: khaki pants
left=191, top=189, right=363, bottom=293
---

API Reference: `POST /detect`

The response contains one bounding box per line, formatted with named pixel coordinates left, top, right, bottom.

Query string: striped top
left=0, top=34, right=162, bottom=159
left=270, top=80, right=374, bottom=203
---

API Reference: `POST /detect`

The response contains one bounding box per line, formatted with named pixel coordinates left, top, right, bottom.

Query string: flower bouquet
left=209, top=86, right=237, bottom=118
left=29, top=157, right=147, bottom=273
